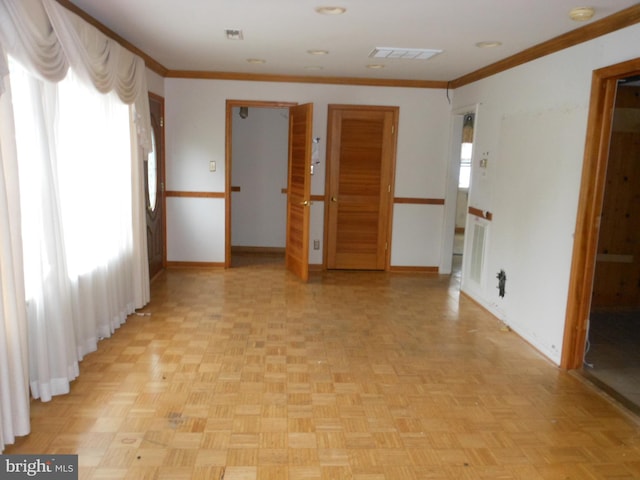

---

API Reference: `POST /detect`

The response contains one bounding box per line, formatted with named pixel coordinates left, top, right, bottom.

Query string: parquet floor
left=5, top=255, right=640, bottom=479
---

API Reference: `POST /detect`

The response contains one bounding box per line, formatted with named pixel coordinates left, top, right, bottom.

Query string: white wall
left=231, top=106, right=289, bottom=248
left=164, top=79, right=451, bottom=265
left=158, top=23, right=640, bottom=365
left=455, top=190, right=468, bottom=228
left=146, top=68, right=164, bottom=97
left=453, top=24, right=640, bottom=364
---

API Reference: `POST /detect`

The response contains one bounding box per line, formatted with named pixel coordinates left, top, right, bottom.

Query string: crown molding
left=165, top=70, right=446, bottom=89
left=451, top=4, right=640, bottom=88
left=57, top=0, right=640, bottom=90
left=55, top=0, right=168, bottom=76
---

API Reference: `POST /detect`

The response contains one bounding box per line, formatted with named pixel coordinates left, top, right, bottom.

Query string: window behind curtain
left=10, top=57, right=132, bottom=281
left=8, top=56, right=137, bottom=401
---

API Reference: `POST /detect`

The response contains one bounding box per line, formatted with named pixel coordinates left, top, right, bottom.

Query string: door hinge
left=160, top=116, right=164, bottom=128
left=385, top=242, right=388, bottom=251
left=391, top=125, right=395, bottom=135
left=388, top=184, right=391, bottom=193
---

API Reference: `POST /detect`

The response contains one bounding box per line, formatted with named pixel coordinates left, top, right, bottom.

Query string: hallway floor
left=584, top=309, right=640, bottom=414
left=5, top=259, right=640, bottom=479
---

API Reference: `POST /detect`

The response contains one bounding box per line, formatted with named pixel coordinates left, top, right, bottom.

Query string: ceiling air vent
left=369, top=47, right=442, bottom=60
left=225, top=29, right=244, bottom=40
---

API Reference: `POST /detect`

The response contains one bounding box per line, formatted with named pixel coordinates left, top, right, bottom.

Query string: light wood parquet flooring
left=5, top=256, right=640, bottom=479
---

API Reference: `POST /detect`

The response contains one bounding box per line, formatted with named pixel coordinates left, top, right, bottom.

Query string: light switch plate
left=209, top=161, right=216, bottom=172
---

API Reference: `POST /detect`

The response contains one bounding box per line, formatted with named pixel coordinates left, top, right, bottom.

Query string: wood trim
left=280, top=189, right=324, bottom=202
left=55, top=0, right=168, bottom=76
left=166, top=191, right=225, bottom=198
left=455, top=227, right=465, bottom=234
left=225, top=100, right=299, bottom=268
left=231, top=186, right=241, bottom=192
left=596, top=254, right=634, bottom=264
left=231, top=246, right=285, bottom=254
left=561, top=57, right=640, bottom=370
left=166, top=261, right=225, bottom=268
left=451, top=5, right=640, bottom=88
left=393, top=197, right=445, bottom=205
left=468, top=206, right=493, bottom=221
left=227, top=100, right=299, bottom=109
left=225, top=102, right=232, bottom=268
left=57, top=0, right=639, bottom=88
left=389, top=266, right=439, bottom=273
left=166, top=70, right=446, bottom=89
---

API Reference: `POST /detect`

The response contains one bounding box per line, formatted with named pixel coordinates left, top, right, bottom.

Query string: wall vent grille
left=369, top=47, right=442, bottom=60
left=470, top=223, right=486, bottom=284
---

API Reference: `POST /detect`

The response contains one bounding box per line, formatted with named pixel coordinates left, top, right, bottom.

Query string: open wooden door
left=285, top=103, right=313, bottom=281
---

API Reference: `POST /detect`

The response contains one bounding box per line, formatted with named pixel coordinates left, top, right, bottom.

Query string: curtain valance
left=0, top=0, right=152, bottom=154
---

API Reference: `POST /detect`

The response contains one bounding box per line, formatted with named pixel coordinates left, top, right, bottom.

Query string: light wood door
left=325, top=105, right=398, bottom=270
left=146, top=93, right=165, bottom=279
left=285, top=103, right=313, bottom=281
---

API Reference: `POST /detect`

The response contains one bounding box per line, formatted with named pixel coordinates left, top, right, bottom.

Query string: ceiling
left=66, top=0, right=639, bottom=83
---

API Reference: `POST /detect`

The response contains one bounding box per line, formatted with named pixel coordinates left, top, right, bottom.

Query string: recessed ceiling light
left=569, top=6, right=595, bottom=21
left=246, top=58, right=266, bottom=64
left=315, top=6, right=346, bottom=15
left=475, top=41, right=502, bottom=48
left=307, top=49, right=329, bottom=55
left=366, top=64, right=385, bottom=69
left=304, top=66, right=324, bottom=71
left=225, top=29, right=243, bottom=40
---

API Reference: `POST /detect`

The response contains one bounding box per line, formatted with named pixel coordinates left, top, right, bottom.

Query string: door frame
left=224, top=99, right=297, bottom=268
left=562, top=57, right=640, bottom=369
left=323, top=104, right=399, bottom=271
left=441, top=104, right=479, bottom=275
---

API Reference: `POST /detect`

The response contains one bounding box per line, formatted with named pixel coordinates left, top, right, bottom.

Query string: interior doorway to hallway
left=226, top=101, right=295, bottom=268
left=453, top=114, right=474, bottom=274
left=581, top=74, right=640, bottom=413
left=562, top=58, right=640, bottom=416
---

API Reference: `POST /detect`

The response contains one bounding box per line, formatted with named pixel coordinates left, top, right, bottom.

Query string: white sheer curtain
left=0, top=0, right=152, bottom=451
left=0, top=53, right=31, bottom=453
left=10, top=60, right=137, bottom=400
left=10, top=60, right=79, bottom=402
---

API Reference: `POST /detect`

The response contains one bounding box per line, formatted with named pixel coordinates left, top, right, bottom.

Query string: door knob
left=300, top=200, right=309, bottom=206
left=331, top=196, right=338, bottom=202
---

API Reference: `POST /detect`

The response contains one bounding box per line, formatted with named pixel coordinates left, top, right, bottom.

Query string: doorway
left=146, top=93, right=166, bottom=280
left=225, top=100, right=296, bottom=268
left=582, top=75, right=640, bottom=412
left=324, top=105, right=398, bottom=270
left=562, top=58, right=640, bottom=404
left=453, top=114, right=474, bottom=273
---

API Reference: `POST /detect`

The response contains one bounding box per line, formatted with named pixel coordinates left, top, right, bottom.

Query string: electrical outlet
left=313, top=240, right=320, bottom=250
